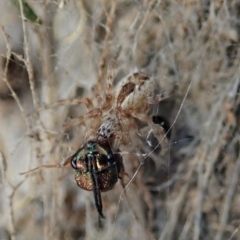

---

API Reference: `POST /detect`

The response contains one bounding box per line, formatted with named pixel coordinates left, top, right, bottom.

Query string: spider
left=20, top=69, right=172, bottom=220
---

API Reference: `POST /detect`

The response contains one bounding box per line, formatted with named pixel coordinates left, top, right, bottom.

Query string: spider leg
left=129, top=111, right=169, bottom=150
left=148, top=89, right=175, bottom=104
left=91, top=86, right=104, bottom=107
left=106, top=60, right=115, bottom=100
left=116, top=109, right=145, bottom=150
left=21, top=108, right=103, bottom=175
left=51, top=108, right=103, bottom=153
left=50, top=116, right=86, bottom=153
left=48, top=97, right=94, bottom=110
left=27, top=97, right=94, bottom=116
left=19, top=155, right=71, bottom=175
left=96, top=61, right=115, bottom=111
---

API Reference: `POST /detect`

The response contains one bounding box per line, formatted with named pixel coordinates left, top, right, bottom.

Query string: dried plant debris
left=0, top=1, right=240, bottom=240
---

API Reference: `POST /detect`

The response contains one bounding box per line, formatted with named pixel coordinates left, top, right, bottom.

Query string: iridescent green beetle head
left=71, top=140, right=123, bottom=218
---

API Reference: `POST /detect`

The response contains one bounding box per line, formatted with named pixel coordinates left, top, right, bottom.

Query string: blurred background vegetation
left=0, top=0, right=240, bottom=240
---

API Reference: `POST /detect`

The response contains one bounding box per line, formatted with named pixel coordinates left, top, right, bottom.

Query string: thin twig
left=1, top=27, right=27, bottom=121
left=97, top=1, right=117, bottom=90
left=18, top=0, right=39, bottom=108
left=214, top=138, right=240, bottom=240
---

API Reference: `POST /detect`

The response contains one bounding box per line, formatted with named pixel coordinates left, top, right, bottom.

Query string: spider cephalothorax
left=114, top=72, right=157, bottom=112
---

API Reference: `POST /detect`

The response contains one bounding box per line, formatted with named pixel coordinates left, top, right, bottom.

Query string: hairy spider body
left=21, top=70, right=171, bottom=220
left=84, top=72, right=162, bottom=147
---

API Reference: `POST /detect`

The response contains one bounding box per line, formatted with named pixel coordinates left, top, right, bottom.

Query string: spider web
left=0, top=1, right=240, bottom=240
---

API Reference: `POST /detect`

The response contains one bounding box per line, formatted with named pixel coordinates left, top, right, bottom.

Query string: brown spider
left=20, top=69, right=172, bottom=220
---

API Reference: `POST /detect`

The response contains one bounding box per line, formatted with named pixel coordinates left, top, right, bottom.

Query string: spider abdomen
left=97, top=116, right=121, bottom=140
